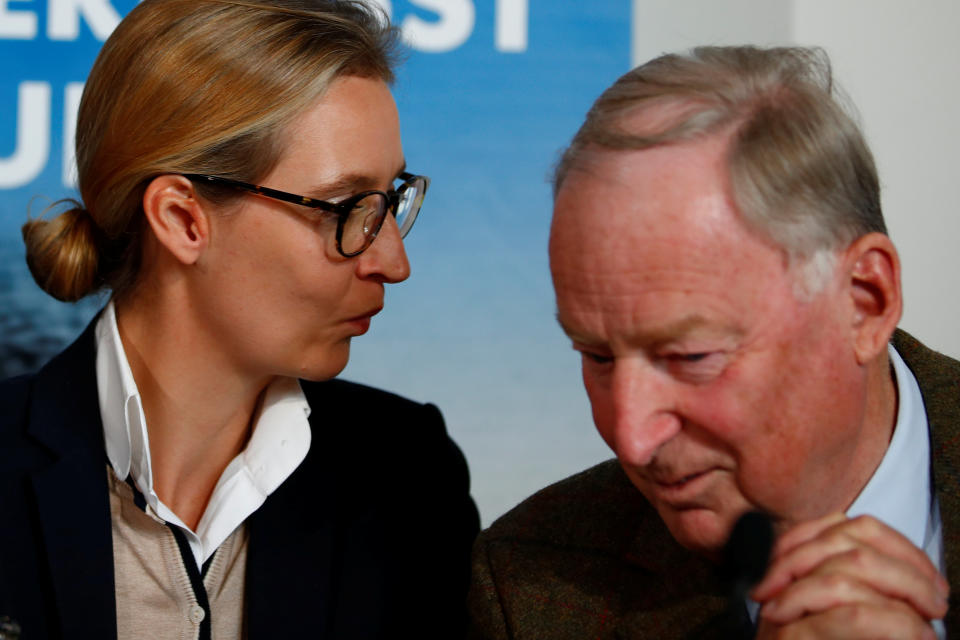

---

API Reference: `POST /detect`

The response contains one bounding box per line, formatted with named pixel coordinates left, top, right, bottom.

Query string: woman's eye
left=575, top=349, right=613, bottom=365
left=585, top=353, right=612, bottom=364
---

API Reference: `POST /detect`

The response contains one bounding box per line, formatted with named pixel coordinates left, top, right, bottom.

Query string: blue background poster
left=1, top=0, right=629, bottom=523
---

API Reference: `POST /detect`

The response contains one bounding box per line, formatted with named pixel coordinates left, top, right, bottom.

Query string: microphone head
left=721, top=510, right=775, bottom=598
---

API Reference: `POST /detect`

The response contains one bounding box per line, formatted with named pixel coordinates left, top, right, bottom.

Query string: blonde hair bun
left=22, top=204, right=100, bottom=302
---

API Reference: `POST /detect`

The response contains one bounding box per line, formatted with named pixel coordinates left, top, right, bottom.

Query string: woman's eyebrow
left=305, top=173, right=377, bottom=198
left=306, top=162, right=408, bottom=198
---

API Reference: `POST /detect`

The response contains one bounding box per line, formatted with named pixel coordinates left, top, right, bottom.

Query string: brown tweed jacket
left=468, top=330, right=960, bottom=639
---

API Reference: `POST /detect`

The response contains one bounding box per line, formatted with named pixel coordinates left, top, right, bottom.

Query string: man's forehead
left=553, top=153, right=744, bottom=258
left=557, top=133, right=732, bottom=204
left=549, top=136, right=801, bottom=348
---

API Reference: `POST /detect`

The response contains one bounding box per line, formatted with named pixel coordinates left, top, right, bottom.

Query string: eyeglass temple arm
left=183, top=174, right=343, bottom=214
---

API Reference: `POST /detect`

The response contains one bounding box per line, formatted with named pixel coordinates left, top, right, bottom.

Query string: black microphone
left=722, top=510, right=775, bottom=599
left=718, top=511, right=775, bottom=638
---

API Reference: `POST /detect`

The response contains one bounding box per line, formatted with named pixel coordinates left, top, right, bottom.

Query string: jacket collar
left=893, top=329, right=960, bottom=636
left=27, top=316, right=118, bottom=639
left=27, top=315, right=104, bottom=457
left=244, top=379, right=336, bottom=638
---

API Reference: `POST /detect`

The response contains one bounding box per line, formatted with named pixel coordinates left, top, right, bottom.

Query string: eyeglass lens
left=341, top=193, right=388, bottom=255
left=340, top=177, right=424, bottom=255
left=395, top=177, right=425, bottom=238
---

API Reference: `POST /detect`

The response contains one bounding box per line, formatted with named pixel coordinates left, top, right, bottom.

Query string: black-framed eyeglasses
left=183, top=171, right=429, bottom=257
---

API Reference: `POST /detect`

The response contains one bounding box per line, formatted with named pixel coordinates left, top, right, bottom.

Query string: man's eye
left=673, top=352, right=709, bottom=363
left=664, top=351, right=728, bottom=382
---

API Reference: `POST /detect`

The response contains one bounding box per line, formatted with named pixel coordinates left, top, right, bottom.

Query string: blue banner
left=1, top=0, right=630, bottom=521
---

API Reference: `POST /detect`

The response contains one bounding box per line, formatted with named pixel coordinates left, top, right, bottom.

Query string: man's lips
left=644, top=467, right=721, bottom=499
left=644, top=470, right=718, bottom=509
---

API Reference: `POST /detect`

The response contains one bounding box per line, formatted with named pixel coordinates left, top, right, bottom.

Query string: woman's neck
left=114, top=296, right=274, bottom=530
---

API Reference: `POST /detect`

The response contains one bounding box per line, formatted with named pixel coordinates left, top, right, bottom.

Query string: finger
left=753, top=515, right=946, bottom=601
left=838, top=516, right=947, bottom=591
left=766, top=601, right=937, bottom=640
left=760, top=572, right=887, bottom=624
left=808, top=547, right=948, bottom=620
left=769, top=512, right=848, bottom=560
left=751, top=512, right=847, bottom=601
left=754, top=515, right=858, bottom=600
left=760, top=552, right=947, bottom=624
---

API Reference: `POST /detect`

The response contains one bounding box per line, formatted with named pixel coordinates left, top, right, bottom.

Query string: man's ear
left=842, top=232, right=903, bottom=365
left=142, top=175, right=210, bottom=265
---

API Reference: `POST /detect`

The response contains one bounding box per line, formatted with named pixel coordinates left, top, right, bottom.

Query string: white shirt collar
left=95, top=301, right=312, bottom=567
left=840, top=345, right=943, bottom=637
left=846, top=344, right=933, bottom=552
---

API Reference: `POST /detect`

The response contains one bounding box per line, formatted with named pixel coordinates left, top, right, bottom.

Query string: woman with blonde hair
left=0, top=1, right=479, bottom=638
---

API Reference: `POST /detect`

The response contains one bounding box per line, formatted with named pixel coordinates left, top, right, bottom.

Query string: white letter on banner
left=0, top=82, right=50, bottom=189
left=48, top=0, right=121, bottom=41
left=62, top=82, right=83, bottom=188
left=403, top=0, right=474, bottom=53
left=495, top=0, right=527, bottom=52
left=0, top=0, right=38, bottom=39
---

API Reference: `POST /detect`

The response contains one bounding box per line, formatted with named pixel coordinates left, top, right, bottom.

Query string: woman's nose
left=357, top=213, right=411, bottom=283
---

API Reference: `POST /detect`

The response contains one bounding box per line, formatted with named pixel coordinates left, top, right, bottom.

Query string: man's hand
left=750, top=513, right=948, bottom=639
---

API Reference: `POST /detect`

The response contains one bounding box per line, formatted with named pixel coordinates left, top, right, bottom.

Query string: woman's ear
left=842, top=232, right=903, bottom=365
left=142, top=175, right=210, bottom=265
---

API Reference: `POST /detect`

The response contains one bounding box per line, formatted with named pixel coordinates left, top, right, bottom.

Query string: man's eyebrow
left=554, top=312, right=742, bottom=346
left=555, top=313, right=598, bottom=345
left=643, top=316, right=746, bottom=348
left=643, top=315, right=718, bottom=345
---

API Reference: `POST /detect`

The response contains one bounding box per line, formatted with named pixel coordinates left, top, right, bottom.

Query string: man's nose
left=604, top=360, right=681, bottom=466
left=357, top=214, right=411, bottom=283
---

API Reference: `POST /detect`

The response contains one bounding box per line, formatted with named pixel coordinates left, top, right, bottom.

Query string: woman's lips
left=347, top=316, right=371, bottom=334
left=345, top=307, right=382, bottom=335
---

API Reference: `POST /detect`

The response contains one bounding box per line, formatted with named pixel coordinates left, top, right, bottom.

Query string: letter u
left=0, top=82, right=51, bottom=189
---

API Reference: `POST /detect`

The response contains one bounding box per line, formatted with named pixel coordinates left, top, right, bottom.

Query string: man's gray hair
left=553, top=46, right=886, bottom=271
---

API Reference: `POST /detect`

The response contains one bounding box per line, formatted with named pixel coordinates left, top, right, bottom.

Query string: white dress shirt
left=95, top=302, right=312, bottom=568
left=748, top=344, right=944, bottom=636
left=846, top=344, right=944, bottom=637
left=847, top=345, right=942, bottom=569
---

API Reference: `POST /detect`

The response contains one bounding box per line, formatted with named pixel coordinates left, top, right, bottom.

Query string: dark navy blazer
left=0, top=320, right=480, bottom=639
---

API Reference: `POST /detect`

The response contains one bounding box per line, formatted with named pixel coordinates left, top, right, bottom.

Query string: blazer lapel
left=26, top=322, right=117, bottom=639
left=245, top=415, right=337, bottom=638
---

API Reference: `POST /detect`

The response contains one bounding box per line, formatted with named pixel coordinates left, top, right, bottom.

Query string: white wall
left=630, top=0, right=960, bottom=360
left=792, top=0, right=960, bottom=359
left=632, top=1, right=791, bottom=65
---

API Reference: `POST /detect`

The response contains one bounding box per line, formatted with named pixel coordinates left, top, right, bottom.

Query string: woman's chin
left=293, top=343, right=351, bottom=382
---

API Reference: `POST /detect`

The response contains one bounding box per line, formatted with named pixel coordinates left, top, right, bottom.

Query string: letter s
left=402, top=0, right=474, bottom=53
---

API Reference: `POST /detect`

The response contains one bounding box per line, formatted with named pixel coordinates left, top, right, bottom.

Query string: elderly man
left=468, top=46, right=959, bottom=639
